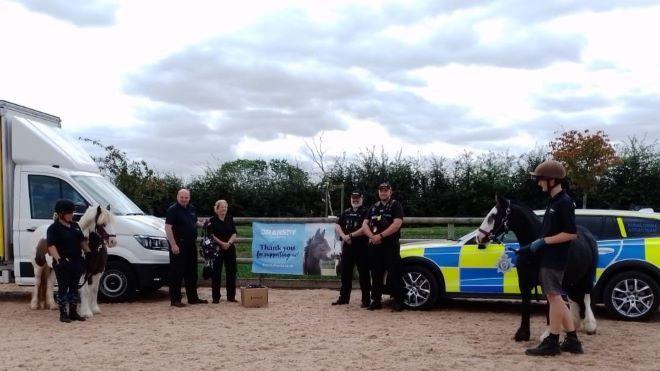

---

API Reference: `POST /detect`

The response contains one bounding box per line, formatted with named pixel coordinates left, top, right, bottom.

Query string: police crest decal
left=497, top=252, right=513, bottom=273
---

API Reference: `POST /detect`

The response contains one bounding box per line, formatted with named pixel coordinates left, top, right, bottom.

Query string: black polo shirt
left=337, top=205, right=369, bottom=246
left=206, top=215, right=237, bottom=243
left=46, top=221, right=86, bottom=260
left=165, top=203, right=198, bottom=243
left=365, top=199, right=404, bottom=244
left=540, top=190, right=577, bottom=270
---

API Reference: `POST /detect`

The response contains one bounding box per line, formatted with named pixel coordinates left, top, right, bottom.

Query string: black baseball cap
left=350, top=191, right=363, bottom=197
left=378, top=182, right=391, bottom=189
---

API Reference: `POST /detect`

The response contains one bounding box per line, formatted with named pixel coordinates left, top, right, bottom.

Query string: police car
left=400, top=209, right=660, bottom=320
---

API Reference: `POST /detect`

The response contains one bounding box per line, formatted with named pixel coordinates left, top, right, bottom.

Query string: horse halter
left=91, top=207, right=116, bottom=248
left=478, top=201, right=511, bottom=243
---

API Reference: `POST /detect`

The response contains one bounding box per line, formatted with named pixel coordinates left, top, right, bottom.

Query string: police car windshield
left=72, top=175, right=144, bottom=216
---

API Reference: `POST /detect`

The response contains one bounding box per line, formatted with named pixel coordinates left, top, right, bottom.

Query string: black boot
left=331, top=298, right=349, bottom=305
left=68, top=304, right=86, bottom=321
left=367, top=301, right=382, bottom=311
left=525, top=334, right=560, bottom=356
left=59, top=304, right=71, bottom=323
left=560, top=333, right=583, bottom=354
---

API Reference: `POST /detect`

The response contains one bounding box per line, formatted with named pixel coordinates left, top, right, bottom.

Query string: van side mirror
left=73, top=203, right=88, bottom=221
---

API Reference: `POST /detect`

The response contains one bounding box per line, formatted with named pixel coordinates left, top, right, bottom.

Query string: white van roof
left=1, top=101, right=98, bottom=172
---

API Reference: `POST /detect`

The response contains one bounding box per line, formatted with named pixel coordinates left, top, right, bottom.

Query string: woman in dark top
left=206, top=200, right=238, bottom=303
left=47, top=199, right=88, bottom=322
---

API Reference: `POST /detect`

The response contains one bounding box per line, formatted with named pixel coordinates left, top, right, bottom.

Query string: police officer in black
left=523, top=160, right=583, bottom=356
left=332, top=191, right=371, bottom=308
left=165, top=189, right=208, bottom=307
left=47, top=199, right=88, bottom=323
left=361, top=182, right=405, bottom=312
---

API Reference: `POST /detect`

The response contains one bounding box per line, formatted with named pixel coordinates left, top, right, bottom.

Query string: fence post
left=447, top=223, right=455, bottom=240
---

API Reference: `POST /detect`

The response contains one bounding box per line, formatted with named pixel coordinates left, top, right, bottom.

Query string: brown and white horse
left=30, top=205, right=117, bottom=317
left=77, top=205, right=117, bottom=318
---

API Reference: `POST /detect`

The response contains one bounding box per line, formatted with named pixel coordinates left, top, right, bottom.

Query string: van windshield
left=72, top=175, right=144, bottom=216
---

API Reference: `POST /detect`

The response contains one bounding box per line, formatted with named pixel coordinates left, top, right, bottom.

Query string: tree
left=189, top=159, right=320, bottom=216
left=550, top=130, right=619, bottom=208
left=80, top=138, right=183, bottom=216
left=593, top=137, right=660, bottom=210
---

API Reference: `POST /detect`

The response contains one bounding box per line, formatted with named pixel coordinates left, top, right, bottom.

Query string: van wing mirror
left=73, top=203, right=88, bottom=221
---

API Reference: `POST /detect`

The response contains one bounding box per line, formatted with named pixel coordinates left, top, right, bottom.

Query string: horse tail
left=577, top=226, right=599, bottom=292
left=35, top=239, right=48, bottom=267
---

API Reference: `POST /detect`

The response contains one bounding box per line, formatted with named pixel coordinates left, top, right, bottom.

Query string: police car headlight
left=134, top=235, right=170, bottom=251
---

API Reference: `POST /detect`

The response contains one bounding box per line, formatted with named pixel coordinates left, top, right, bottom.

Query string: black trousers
left=53, top=258, right=83, bottom=305
left=169, top=240, right=200, bottom=303
left=338, top=242, right=371, bottom=304
left=211, top=245, right=237, bottom=301
left=369, top=242, right=403, bottom=304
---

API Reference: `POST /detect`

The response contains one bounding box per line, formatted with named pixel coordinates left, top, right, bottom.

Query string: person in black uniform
left=523, top=160, right=583, bottom=356
left=361, top=182, right=405, bottom=312
left=165, top=189, right=208, bottom=307
left=205, top=200, right=238, bottom=304
left=332, top=191, right=371, bottom=308
left=47, top=199, right=88, bottom=323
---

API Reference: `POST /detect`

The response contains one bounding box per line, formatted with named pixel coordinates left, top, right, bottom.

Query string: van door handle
left=27, top=227, right=37, bottom=232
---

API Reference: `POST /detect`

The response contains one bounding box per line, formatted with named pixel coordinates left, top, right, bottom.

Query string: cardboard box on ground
left=240, top=287, right=268, bottom=307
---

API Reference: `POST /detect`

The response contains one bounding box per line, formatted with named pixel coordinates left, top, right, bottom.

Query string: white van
left=0, top=100, right=170, bottom=301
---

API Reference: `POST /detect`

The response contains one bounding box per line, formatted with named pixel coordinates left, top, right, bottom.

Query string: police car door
left=458, top=232, right=519, bottom=295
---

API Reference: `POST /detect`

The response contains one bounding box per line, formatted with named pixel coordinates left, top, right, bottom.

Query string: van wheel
left=100, top=261, right=136, bottom=302
left=604, top=271, right=659, bottom=321
left=401, top=265, right=439, bottom=310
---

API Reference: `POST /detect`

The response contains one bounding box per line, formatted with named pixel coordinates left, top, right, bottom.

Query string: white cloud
left=1, top=0, right=659, bottom=177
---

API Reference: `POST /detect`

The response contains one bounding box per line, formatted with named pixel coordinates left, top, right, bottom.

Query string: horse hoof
left=514, top=335, right=530, bottom=342
left=514, top=331, right=530, bottom=342
left=586, top=330, right=597, bottom=335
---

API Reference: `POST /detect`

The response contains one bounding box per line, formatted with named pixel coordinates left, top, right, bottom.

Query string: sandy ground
left=0, top=285, right=658, bottom=371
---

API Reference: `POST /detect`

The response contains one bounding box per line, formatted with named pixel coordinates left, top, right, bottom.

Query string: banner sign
left=251, top=222, right=340, bottom=275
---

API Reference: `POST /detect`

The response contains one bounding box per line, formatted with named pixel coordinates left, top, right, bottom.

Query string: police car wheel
left=604, top=271, right=659, bottom=321
left=99, top=261, right=137, bottom=302
left=401, top=265, right=439, bottom=309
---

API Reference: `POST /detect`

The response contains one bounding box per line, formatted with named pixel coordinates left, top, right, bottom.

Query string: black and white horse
left=30, top=205, right=117, bottom=318
left=77, top=205, right=117, bottom=318
left=475, top=195, right=598, bottom=341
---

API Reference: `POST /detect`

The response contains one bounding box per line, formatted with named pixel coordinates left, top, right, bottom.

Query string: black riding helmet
left=54, top=199, right=75, bottom=214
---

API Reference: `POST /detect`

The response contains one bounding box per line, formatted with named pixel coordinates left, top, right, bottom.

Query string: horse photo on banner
left=251, top=222, right=339, bottom=276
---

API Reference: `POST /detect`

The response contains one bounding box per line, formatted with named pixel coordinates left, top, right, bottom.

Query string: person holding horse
left=523, top=160, right=583, bottom=356
left=362, top=182, right=405, bottom=312
left=166, top=189, right=208, bottom=307
left=47, top=199, right=89, bottom=323
left=332, top=191, right=371, bottom=308
left=205, top=200, right=238, bottom=303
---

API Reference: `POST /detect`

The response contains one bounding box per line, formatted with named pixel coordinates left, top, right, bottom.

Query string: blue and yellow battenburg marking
left=401, top=235, right=660, bottom=295
left=401, top=241, right=526, bottom=294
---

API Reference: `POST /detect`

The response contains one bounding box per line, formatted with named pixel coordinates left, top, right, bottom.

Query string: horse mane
left=508, top=199, right=541, bottom=229
left=97, top=207, right=115, bottom=226
left=78, top=205, right=115, bottom=231
left=78, top=206, right=97, bottom=231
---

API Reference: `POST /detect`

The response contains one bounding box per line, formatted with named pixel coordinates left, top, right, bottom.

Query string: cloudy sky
left=1, top=0, right=659, bottom=177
